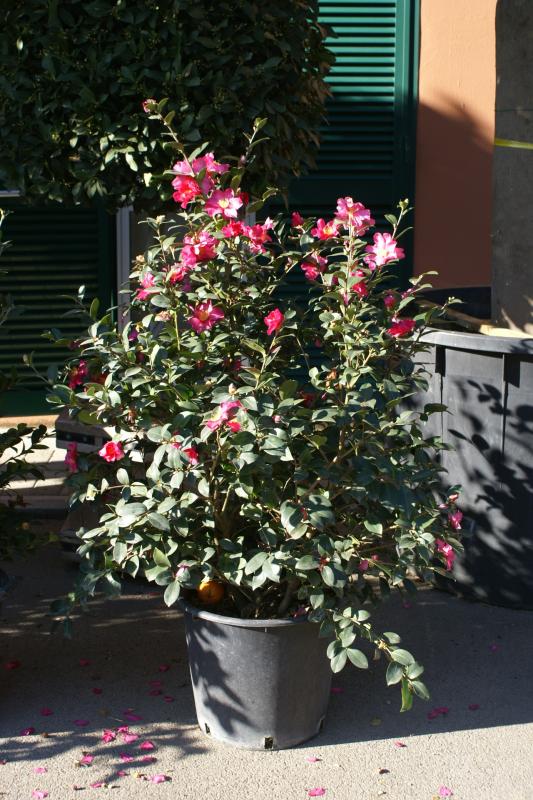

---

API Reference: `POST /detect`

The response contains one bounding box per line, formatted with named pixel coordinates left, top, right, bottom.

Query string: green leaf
left=364, top=520, right=383, bottom=535
left=391, top=648, right=415, bottom=666
left=164, top=579, right=181, bottom=607
left=295, top=555, right=318, bottom=571
left=383, top=631, right=401, bottom=644
left=112, top=541, right=128, bottom=564
left=153, top=547, right=171, bottom=567
left=117, top=468, right=129, bottom=485
left=330, top=650, right=348, bottom=673
left=386, top=660, right=404, bottom=685
left=147, top=512, right=170, bottom=532
left=400, top=677, right=414, bottom=712
left=280, top=500, right=301, bottom=534
left=244, top=551, right=268, bottom=575
left=411, top=679, right=430, bottom=700
left=347, top=648, right=369, bottom=669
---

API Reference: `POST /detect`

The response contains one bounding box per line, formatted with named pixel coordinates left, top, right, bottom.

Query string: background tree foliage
left=0, top=0, right=333, bottom=210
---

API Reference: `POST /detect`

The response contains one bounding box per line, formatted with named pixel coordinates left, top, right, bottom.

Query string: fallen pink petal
left=305, top=757, right=322, bottom=763
left=117, top=770, right=128, bottom=778
left=119, top=753, right=134, bottom=763
left=40, top=708, right=53, bottom=717
left=307, top=789, right=326, bottom=797
left=468, top=703, right=480, bottom=711
left=101, top=729, right=116, bottom=743
left=32, top=791, right=48, bottom=799
left=163, top=695, right=175, bottom=703
left=141, top=756, right=157, bottom=764
left=149, top=689, right=162, bottom=696
left=149, top=680, right=163, bottom=688
left=79, top=755, right=94, bottom=766
left=330, top=687, right=344, bottom=694
left=5, top=660, right=21, bottom=670
left=489, top=643, right=500, bottom=652
left=438, top=787, right=453, bottom=797
left=140, top=741, right=155, bottom=751
left=90, top=781, right=106, bottom=789
left=74, top=719, right=89, bottom=727
left=147, top=774, right=170, bottom=784
left=20, top=727, right=36, bottom=736
left=79, top=659, right=91, bottom=667
left=91, top=688, right=102, bottom=695
left=123, top=711, right=142, bottom=722
left=34, top=767, right=47, bottom=774
left=121, top=733, right=139, bottom=744
left=158, top=664, right=170, bottom=672
left=394, top=741, right=407, bottom=748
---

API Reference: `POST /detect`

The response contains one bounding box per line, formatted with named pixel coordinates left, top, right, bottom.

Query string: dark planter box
left=414, top=287, right=533, bottom=609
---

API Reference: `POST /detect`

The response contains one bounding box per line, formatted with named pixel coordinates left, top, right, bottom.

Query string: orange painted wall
left=413, top=0, right=497, bottom=287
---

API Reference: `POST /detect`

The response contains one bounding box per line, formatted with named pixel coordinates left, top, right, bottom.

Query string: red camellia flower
left=264, top=308, right=284, bottom=335
left=64, top=442, right=78, bottom=473
left=291, top=211, right=305, bottom=227
left=67, top=360, right=88, bottom=390
left=98, top=441, right=125, bottom=462
left=387, top=318, right=416, bottom=338
left=352, top=281, right=369, bottom=299
left=383, top=293, right=397, bottom=309
left=171, top=175, right=202, bottom=208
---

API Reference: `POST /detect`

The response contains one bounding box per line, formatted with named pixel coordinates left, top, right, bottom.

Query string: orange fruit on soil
left=197, top=579, right=225, bottom=605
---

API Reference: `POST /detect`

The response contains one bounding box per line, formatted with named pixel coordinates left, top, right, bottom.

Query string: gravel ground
left=1, top=541, right=533, bottom=800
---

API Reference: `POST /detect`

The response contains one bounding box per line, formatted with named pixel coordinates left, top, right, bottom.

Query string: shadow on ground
left=1, top=542, right=532, bottom=784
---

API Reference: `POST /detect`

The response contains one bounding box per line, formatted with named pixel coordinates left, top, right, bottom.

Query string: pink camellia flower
left=188, top=301, right=225, bottom=334
left=67, top=359, right=88, bottom=390
left=142, top=98, right=157, bottom=113
left=180, top=230, right=218, bottom=266
left=448, top=509, right=463, bottom=531
left=192, top=152, right=229, bottom=177
left=205, top=400, right=243, bottom=433
left=436, top=539, right=455, bottom=571
left=335, top=197, right=375, bottom=235
left=64, top=442, right=78, bottom=473
left=128, top=327, right=138, bottom=342
left=301, top=262, right=324, bottom=281
left=167, top=264, right=191, bottom=285
left=171, top=175, right=202, bottom=208
left=351, top=281, right=369, bottom=299
left=387, top=318, right=416, bottom=338
left=204, top=188, right=243, bottom=219
left=136, top=272, right=156, bottom=301
left=364, top=231, right=405, bottom=269
left=98, top=441, right=124, bottom=462
left=358, top=559, right=369, bottom=572
left=310, top=218, right=339, bottom=240
left=264, top=308, right=284, bottom=335
left=292, top=211, right=305, bottom=227
left=384, top=293, right=397, bottom=309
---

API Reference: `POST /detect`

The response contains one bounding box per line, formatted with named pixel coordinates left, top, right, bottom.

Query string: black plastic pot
left=180, top=601, right=332, bottom=750
left=414, top=287, right=533, bottom=609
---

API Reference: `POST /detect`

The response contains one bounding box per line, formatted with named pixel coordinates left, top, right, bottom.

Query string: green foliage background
left=0, top=0, right=333, bottom=209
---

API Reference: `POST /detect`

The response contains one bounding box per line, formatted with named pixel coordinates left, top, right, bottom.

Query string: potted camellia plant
left=50, top=102, right=460, bottom=750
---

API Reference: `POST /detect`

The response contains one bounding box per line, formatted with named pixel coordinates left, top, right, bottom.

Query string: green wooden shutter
left=0, top=202, right=115, bottom=415
left=291, top=0, right=419, bottom=228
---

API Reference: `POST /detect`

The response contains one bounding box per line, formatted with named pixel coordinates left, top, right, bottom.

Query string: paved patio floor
left=1, top=541, right=532, bottom=800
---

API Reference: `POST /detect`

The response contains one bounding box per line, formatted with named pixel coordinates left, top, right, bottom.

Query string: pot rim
left=421, top=327, right=533, bottom=355
left=179, top=599, right=311, bottom=629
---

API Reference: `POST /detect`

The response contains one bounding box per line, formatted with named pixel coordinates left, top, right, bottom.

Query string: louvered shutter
left=293, top=0, right=418, bottom=216
left=0, top=201, right=115, bottom=415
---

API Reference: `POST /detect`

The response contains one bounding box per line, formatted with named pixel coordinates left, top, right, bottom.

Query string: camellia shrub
left=51, top=107, right=462, bottom=709
left=0, top=0, right=333, bottom=209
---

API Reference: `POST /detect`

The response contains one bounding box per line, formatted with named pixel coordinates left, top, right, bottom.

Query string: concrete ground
left=1, top=542, right=533, bottom=800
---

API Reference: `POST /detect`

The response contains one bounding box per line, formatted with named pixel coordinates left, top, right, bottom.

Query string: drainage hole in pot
left=204, top=724, right=211, bottom=735
left=264, top=737, right=274, bottom=750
